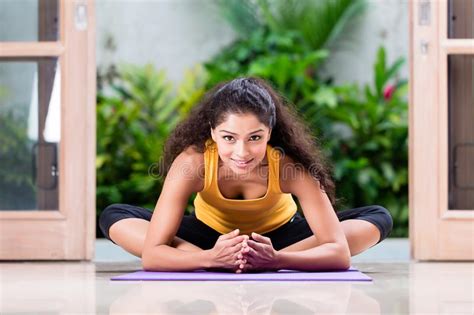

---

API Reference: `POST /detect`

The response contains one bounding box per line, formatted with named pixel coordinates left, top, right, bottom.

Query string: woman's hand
left=209, top=229, right=249, bottom=272
left=236, top=232, right=279, bottom=272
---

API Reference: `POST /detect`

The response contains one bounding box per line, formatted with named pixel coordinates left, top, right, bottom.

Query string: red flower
left=383, top=84, right=395, bottom=101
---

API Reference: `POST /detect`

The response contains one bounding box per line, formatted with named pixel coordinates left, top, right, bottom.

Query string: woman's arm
left=144, top=246, right=212, bottom=271
left=275, top=243, right=350, bottom=271
left=141, top=149, right=207, bottom=271
left=276, top=158, right=351, bottom=271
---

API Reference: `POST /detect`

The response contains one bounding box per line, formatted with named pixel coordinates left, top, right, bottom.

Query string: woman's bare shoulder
left=278, top=153, right=299, bottom=194
left=279, top=153, right=323, bottom=197
left=170, top=145, right=205, bottom=192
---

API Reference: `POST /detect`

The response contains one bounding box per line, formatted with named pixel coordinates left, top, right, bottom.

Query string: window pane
left=0, top=0, right=59, bottom=42
left=448, top=0, right=474, bottom=38
left=448, top=55, right=474, bottom=209
left=0, top=58, right=60, bottom=210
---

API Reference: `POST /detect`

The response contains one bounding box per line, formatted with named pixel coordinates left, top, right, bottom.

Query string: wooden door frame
left=409, top=0, right=474, bottom=260
left=0, top=0, right=96, bottom=260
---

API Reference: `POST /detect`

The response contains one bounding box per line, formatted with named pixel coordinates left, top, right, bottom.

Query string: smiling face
left=210, top=112, right=272, bottom=175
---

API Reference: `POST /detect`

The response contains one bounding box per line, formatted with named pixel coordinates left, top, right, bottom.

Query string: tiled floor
left=1, top=239, right=473, bottom=314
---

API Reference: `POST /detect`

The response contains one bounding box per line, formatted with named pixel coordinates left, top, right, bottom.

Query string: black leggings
left=99, top=204, right=393, bottom=251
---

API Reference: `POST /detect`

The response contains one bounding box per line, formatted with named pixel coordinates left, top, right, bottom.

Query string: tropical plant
left=320, top=47, right=408, bottom=237
left=215, top=0, right=367, bottom=50
left=204, top=29, right=324, bottom=89
left=209, top=0, right=366, bottom=88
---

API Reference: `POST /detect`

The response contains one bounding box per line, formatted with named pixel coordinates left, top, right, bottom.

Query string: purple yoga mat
left=111, top=266, right=372, bottom=282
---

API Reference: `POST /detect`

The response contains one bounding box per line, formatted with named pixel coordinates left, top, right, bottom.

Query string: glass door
left=0, top=0, right=96, bottom=260
left=0, top=58, right=60, bottom=211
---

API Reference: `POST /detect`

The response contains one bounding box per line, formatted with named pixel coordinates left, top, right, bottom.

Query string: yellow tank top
left=193, top=139, right=297, bottom=235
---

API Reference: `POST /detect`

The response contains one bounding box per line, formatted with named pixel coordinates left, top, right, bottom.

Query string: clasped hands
left=209, top=229, right=279, bottom=273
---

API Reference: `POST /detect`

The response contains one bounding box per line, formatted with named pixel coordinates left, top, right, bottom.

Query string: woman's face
left=211, top=112, right=271, bottom=175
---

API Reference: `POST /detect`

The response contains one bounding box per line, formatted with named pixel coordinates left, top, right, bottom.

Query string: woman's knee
left=367, top=205, right=393, bottom=240
left=98, top=204, right=129, bottom=240
left=99, top=203, right=153, bottom=240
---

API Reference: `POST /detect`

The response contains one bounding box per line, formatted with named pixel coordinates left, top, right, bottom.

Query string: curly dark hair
left=161, top=77, right=336, bottom=205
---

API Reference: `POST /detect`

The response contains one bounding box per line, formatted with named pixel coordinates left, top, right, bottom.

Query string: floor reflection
left=5, top=262, right=469, bottom=314
left=0, top=262, right=96, bottom=314
left=108, top=281, right=381, bottom=314
left=409, top=262, right=474, bottom=314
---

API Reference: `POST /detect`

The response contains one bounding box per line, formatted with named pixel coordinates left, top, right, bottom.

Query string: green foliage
left=209, top=0, right=365, bottom=90
left=214, top=0, right=262, bottom=38
left=215, top=0, right=366, bottom=50
left=204, top=29, right=324, bottom=90
left=320, top=48, right=408, bottom=237
left=96, top=64, right=206, bottom=228
left=262, top=0, right=367, bottom=50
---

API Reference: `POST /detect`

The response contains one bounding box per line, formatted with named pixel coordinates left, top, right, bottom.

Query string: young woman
left=99, top=77, right=393, bottom=273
